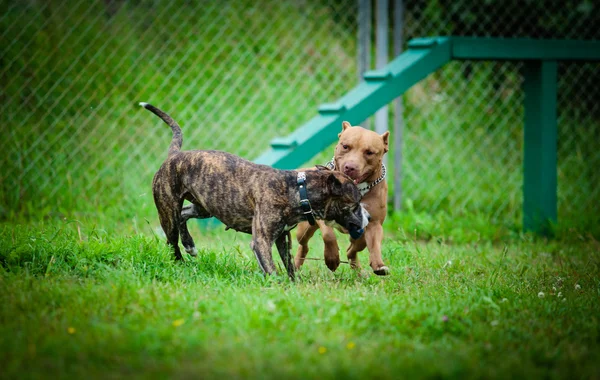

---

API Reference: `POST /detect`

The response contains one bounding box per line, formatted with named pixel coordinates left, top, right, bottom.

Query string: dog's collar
left=325, top=157, right=336, bottom=170
left=297, top=172, right=316, bottom=225
left=325, top=156, right=386, bottom=197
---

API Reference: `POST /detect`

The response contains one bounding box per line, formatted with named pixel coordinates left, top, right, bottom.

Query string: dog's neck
left=284, top=171, right=326, bottom=229
left=296, top=172, right=316, bottom=225
left=365, top=161, right=386, bottom=183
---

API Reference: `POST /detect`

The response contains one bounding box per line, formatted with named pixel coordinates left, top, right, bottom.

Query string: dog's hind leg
left=153, top=168, right=184, bottom=260
left=275, top=231, right=295, bottom=280
left=180, top=203, right=210, bottom=257
left=156, top=202, right=184, bottom=260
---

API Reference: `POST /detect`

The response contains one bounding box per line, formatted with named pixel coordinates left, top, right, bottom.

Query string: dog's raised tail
left=139, top=102, right=182, bottom=156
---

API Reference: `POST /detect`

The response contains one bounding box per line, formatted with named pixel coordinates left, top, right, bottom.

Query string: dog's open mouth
left=348, top=172, right=370, bottom=185
left=341, top=168, right=366, bottom=184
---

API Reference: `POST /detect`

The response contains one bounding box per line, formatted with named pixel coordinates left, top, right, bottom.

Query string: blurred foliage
left=1, top=0, right=598, bottom=237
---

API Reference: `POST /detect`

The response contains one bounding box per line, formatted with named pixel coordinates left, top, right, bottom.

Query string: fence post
left=522, top=60, right=558, bottom=235
left=392, top=0, right=404, bottom=211
left=358, top=0, right=371, bottom=130
left=375, top=0, right=389, bottom=167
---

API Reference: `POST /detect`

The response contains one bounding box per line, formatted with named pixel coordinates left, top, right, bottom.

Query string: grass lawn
left=1, top=219, right=599, bottom=379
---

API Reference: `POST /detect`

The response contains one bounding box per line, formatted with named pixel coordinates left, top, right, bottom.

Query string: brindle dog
left=140, top=103, right=369, bottom=280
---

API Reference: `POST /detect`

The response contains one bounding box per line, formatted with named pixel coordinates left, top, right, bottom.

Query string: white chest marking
left=357, top=182, right=370, bottom=197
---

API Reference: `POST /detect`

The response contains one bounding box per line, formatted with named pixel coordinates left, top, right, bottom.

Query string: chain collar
left=325, top=157, right=336, bottom=170
left=324, top=156, right=386, bottom=197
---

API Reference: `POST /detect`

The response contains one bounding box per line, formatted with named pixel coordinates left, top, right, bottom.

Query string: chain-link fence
left=399, top=0, right=600, bottom=235
left=2, top=0, right=599, bottom=234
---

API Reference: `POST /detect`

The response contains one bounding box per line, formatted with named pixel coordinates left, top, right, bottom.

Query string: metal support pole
left=522, top=60, right=558, bottom=235
left=358, top=0, right=371, bottom=130
left=375, top=0, right=389, bottom=164
left=392, top=0, right=404, bottom=211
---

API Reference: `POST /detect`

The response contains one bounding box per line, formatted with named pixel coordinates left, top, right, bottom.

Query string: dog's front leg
left=250, top=237, right=276, bottom=275
left=250, top=214, right=277, bottom=275
left=346, top=235, right=366, bottom=270
left=319, top=222, right=342, bottom=272
left=275, top=232, right=295, bottom=281
left=364, top=222, right=389, bottom=275
left=295, top=221, right=318, bottom=269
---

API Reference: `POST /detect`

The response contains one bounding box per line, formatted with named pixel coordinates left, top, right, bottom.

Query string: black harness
left=296, top=172, right=316, bottom=226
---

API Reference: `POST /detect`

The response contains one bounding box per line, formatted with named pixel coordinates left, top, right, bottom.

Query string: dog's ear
left=339, top=121, right=352, bottom=137
left=381, top=131, right=390, bottom=153
left=327, top=173, right=344, bottom=196
left=315, top=165, right=331, bottom=171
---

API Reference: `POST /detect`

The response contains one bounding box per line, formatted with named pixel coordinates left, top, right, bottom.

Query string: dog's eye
left=342, top=144, right=349, bottom=150
left=365, top=150, right=374, bottom=156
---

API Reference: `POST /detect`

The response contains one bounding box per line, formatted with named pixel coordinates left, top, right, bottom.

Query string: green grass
left=1, top=219, right=599, bottom=379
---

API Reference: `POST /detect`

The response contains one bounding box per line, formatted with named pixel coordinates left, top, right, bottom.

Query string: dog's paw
left=373, top=266, right=390, bottom=276
left=324, top=256, right=341, bottom=272
left=185, top=247, right=198, bottom=257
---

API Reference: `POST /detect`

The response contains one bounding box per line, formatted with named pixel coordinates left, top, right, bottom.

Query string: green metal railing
left=255, top=36, right=600, bottom=235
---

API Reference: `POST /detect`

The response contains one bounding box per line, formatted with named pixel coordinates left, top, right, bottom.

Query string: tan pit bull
left=295, top=121, right=390, bottom=276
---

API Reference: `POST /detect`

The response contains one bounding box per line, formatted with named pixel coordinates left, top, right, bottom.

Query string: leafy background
left=1, top=0, right=598, bottom=237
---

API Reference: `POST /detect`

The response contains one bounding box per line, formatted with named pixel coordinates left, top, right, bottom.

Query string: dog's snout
left=343, top=162, right=358, bottom=175
left=347, top=222, right=364, bottom=240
